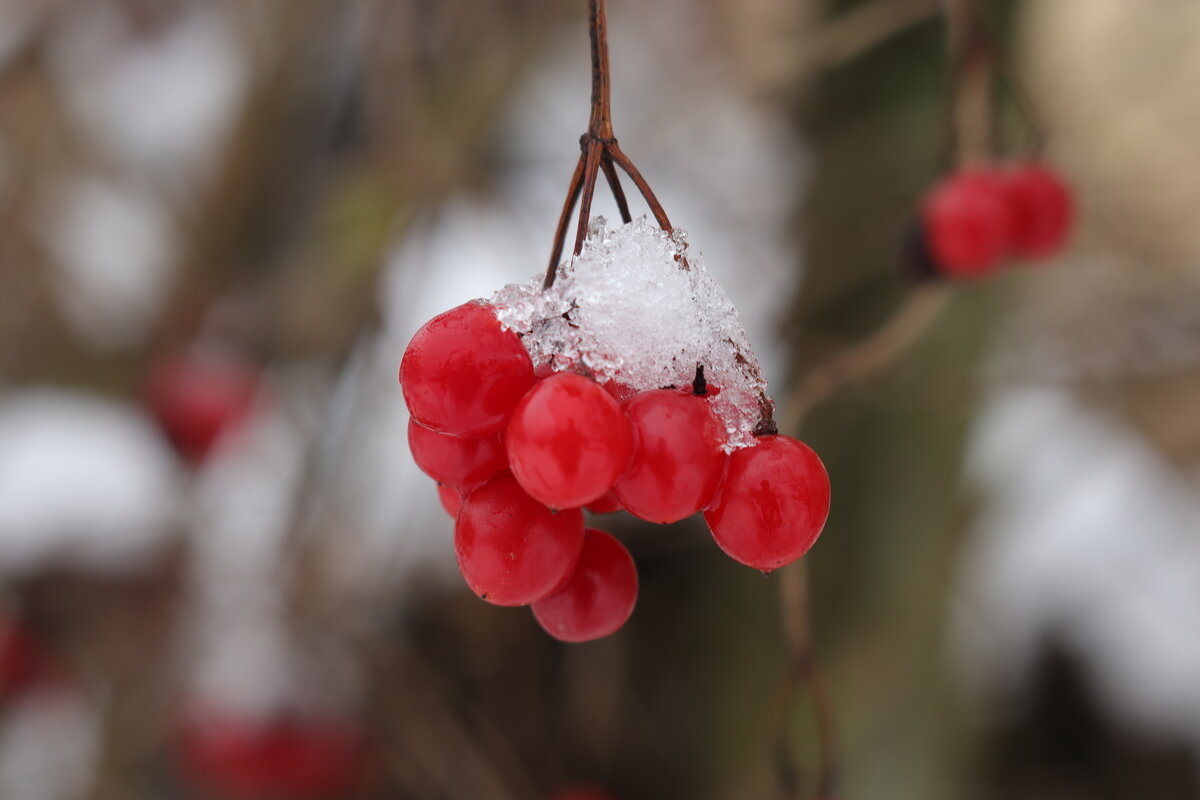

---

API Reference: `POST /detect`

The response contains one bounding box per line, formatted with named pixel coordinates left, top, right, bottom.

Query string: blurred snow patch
left=49, top=3, right=245, bottom=175
left=0, top=390, right=179, bottom=576
left=0, top=689, right=97, bottom=800
left=39, top=177, right=175, bottom=349
left=954, top=385, right=1200, bottom=747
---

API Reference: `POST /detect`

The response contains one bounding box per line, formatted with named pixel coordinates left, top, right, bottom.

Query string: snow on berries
left=399, top=218, right=831, bottom=642
left=913, top=160, right=1075, bottom=280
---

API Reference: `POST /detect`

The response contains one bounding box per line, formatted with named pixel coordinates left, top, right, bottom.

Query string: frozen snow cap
left=491, top=217, right=773, bottom=450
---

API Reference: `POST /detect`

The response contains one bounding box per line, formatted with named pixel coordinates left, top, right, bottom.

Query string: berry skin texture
left=532, top=529, right=637, bottom=643
left=407, top=419, right=507, bottom=490
left=922, top=170, right=1009, bottom=278
left=437, top=484, right=462, bottom=518
left=585, top=491, right=623, bottom=515
left=614, top=389, right=727, bottom=524
left=704, top=435, right=830, bottom=572
left=455, top=472, right=585, bottom=606
left=1001, top=163, right=1074, bottom=259
left=505, top=373, right=633, bottom=509
left=146, top=349, right=260, bottom=463
left=399, top=301, right=535, bottom=437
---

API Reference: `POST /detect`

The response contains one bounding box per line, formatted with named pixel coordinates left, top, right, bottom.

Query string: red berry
left=613, top=390, right=727, bottom=524
left=505, top=373, right=633, bottom=509
left=532, top=529, right=637, bottom=643
left=455, top=472, right=585, bottom=606
left=399, top=302, right=535, bottom=437
left=704, top=435, right=830, bottom=572
left=1001, top=162, right=1074, bottom=259
left=437, top=484, right=462, bottom=518
left=600, top=379, right=638, bottom=405
left=407, top=419, right=506, bottom=490
left=146, top=348, right=260, bottom=463
left=0, top=618, right=55, bottom=699
left=585, top=491, right=623, bottom=515
left=922, top=170, right=1008, bottom=278
left=176, top=710, right=367, bottom=800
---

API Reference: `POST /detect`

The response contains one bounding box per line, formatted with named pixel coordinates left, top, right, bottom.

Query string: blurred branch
left=781, top=286, right=950, bottom=432
left=769, top=562, right=837, bottom=800
left=757, top=0, right=941, bottom=87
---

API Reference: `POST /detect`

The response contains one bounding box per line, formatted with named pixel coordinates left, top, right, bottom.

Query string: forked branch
left=542, top=0, right=673, bottom=290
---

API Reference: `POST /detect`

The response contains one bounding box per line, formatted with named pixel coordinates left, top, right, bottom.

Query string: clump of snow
left=490, top=217, right=771, bottom=450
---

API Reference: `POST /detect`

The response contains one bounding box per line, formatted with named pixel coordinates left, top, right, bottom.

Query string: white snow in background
left=48, top=3, right=245, bottom=176
left=492, top=217, right=770, bottom=449
left=953, top=385, right=1200, bottom=747
left=0, top=391, right=179, bottom=575
left=185, top=407, right=312, bottom=715
left=0, top=689, right=98, bottom=800
left=39, top=177, right=176, bottom=350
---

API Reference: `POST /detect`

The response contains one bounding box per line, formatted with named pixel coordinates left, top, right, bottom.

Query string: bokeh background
left=0, top=0, right=1198, bottom=798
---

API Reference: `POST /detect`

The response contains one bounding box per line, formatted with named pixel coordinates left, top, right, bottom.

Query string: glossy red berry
left=505, top=373, right=633, bottom=509
left=614, top=390, right=727, bottom=524
left=399, top=302, right=535, bottom=437
left=176, top=710, right=367, bottom=800
left=437, top=484, right=462, bottom=518
left=1001, top=162, right=1074, bottom=259
left=455, top=472, right=585, bottom=606
left=407, top=419, right=506, bottom=490
left=704, top=435, right=830, bottom=572
left=532, top=529, right=637, bottom=643
left=922, top=170, right=1008, bottom=278
left=585, top=491, right=623, bottom=515
left=147, top=349, right=260, bottom=463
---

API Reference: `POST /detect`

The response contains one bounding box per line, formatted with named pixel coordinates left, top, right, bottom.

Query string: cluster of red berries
left=913, top=160, right=1074, bottom=280
left=400, top=301, right=831, bottom=643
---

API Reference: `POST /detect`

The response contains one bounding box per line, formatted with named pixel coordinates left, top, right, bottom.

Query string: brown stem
left=543, top=0, right=676, bottom=290
left=769, top=563, right=838, bottom=799
left=608, top=141, right=673, bottom=232
left=781, top=286, right=949, bottom=431
left=543, top=151, right=587, bottom=290
left=587, top=0, right=614, bottom=140
left=601, top=155, right=633, bottom=224
left=573, top=139, right=605, bottom=256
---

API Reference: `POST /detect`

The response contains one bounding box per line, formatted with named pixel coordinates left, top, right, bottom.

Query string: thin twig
left=782, top=286, right=950, bottom=432
left=544, top=151, right=588, bottom=289
left=543, top=0, right=675, bottom=288
left=607, top=141, right=673, bottom=233
left=601, top=155, right=633, bottom=224
left=573, top=139, right=605, bottom=255
left=768, top=563, right=837, bottom=799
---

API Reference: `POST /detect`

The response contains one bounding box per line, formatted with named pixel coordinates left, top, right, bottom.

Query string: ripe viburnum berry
left=1000, top=162, right=1073, bottom=259
left=922, top=169, right=1009, bottom=278
left=146, top=348, right=260, bottom=463
left=614, top=389, right=727, bottom=524
left=407, top=419, right=506, bottom=490
left=455, top=472, right=585, bottom=605
left=436, top=484, right=462, bottom=518
left=704, top=435, right=830, bottom=572
left=399, top=301, right=535, bottom=437
left=585, top=491, right=623, bottom=515
left=505, top=373, right=633, bottom=509
left=532, top=528, right=637, bottom=642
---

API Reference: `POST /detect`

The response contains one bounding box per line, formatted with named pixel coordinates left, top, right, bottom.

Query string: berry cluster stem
left=543, top=0, right=673, bottom=291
